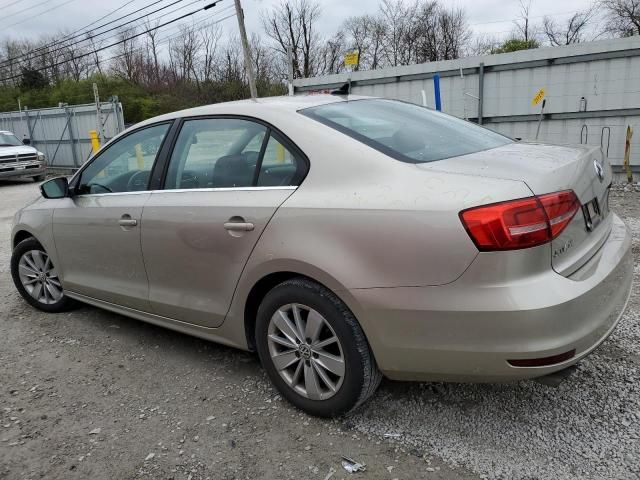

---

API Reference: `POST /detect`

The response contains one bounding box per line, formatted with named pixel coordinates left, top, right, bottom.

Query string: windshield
left=0, top=132, right=22, bottom=147
left=300, top=99, right=512, bottom=163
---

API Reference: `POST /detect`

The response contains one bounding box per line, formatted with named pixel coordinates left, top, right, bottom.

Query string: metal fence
left=0, top=100, right=125, bottom=169
left=294, top=36, right=640, bottom=172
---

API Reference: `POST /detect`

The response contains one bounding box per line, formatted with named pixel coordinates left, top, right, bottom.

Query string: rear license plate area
left=582, top=198, right=602, bottom=231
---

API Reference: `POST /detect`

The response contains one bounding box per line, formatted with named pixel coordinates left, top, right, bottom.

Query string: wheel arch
left=13, top=229, right=38, bottom=249
left=241, top=269, right=369, bottom=353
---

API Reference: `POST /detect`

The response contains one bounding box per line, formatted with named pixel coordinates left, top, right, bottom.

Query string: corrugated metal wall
left=294, top=37, right=640, bottom=169
left=0, top=101, right=125, bottom=169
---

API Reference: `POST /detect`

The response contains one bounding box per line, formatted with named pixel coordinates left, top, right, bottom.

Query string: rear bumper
left=352, top=213, right=633, bottom=382
left=0, top=163, right=44, bottom=179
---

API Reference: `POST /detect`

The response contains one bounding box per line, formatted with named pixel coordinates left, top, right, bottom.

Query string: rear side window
left=256, top=133, right=300, bottom=187
left=300, top=99, right=512, bottom=163
left=164, top=117, right=306, bottom=190
left=165, top=118, right=267, bottom=190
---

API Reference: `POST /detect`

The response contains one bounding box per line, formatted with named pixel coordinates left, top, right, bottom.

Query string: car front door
left=53, top=123, right=172, bottom=311
left=141, top=117, right=307, bottom=327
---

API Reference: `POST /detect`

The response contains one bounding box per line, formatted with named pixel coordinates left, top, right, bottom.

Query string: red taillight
left=459, top=190, right=580, bottom=251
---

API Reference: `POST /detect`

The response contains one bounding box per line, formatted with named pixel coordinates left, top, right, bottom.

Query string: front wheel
left=32, top=174, right=45, bottom=182
left=255, top=278, right=382, bottom=417
left=11, top=238, right=75, bottom=312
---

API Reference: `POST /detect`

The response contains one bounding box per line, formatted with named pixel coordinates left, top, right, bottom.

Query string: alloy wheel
left=18, top=250, right=63, bottom=305
left=267, top=303, right=345, bottom=400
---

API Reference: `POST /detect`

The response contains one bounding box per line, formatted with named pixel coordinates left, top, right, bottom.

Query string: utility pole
left=17, top=98, right=26, bottom=139
left=93, top=82, right=105, bottom=142
left=233, top=0, right=257, bottom=100
left=287, top=45, right=294, bottom=96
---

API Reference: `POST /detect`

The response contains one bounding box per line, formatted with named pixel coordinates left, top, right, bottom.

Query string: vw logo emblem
left=593, top=160, right=604, bottom=182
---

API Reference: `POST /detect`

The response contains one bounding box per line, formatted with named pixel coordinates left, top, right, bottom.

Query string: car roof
left=0, top=130, right=15, bottom=135
left=135, top=94, right=375, bottom=128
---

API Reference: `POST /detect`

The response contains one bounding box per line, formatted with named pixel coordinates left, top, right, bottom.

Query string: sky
left=0, top=0, right=600, bottom=46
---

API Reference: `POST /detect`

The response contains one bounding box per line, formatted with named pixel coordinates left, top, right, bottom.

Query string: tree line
left=0, top=0, right=636, bottom=123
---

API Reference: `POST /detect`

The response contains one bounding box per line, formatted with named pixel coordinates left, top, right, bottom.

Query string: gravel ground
left=1, top=179, right=639, bottom=480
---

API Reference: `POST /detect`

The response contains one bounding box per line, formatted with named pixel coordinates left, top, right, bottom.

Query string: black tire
left=32, top=174, right=45, bottom=182
left=255, top=278, right=382, bottom=417
left=11, top=238, right=75, bottom=313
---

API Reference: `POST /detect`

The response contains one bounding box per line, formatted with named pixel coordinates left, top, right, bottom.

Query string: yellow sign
left=344, top=50, right=359, bottom=66
left=532, top=88, right=545, bottom=106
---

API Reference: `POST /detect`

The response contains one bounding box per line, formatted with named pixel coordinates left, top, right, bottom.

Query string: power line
left=1, top=0, right=176, bottom=67
left=0, top=0, right=25, bottom=10
left=60, top=0, right=139, bottom=39
left=0, top=0, right=198, bottom=68
left=21, top=7, right=236, bottom=102
left=0, top=0, right=224, bottom=82
left=0, top=0, right=68, bottom=25
left=103, top=9, right=235, bottom=67
left=4, top=0, right=81, bottom=29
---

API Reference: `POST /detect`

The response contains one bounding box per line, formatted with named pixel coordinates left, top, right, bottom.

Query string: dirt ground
left=0, top=179, right=474, bottom=479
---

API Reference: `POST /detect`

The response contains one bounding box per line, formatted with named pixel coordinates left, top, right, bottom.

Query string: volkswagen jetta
left=10, top=95, right=633, bottom=417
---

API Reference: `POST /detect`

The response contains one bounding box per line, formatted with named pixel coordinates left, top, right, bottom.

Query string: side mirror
left=22, top=138, right=31, bottom=145
left=40, top=177, right=69, bottom=199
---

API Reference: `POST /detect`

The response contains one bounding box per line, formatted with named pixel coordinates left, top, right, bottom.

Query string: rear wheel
left=11, top=238, right=74, bottom=312
left=255, top=278, right=381, bottom=417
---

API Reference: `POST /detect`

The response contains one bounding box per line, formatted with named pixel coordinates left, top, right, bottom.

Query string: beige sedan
left=11, top=95, right=633, bottom=417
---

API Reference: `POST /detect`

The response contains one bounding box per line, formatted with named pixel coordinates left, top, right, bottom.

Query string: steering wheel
left=126, top=170, right=150, bottom=191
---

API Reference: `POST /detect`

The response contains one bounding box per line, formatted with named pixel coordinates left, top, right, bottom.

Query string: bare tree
left=169, top=24, right=203, bottom=88
left=144, top=20, right=162, bottom=84
left=602, top=0, right=640, bottom=36
left=318, top=31, right=345, bottom=74
left=379, top=0, right=416, bottom=66
left=543, top=6, right=598, bottom=45
left=342, top=14, right=388, bottom=70
left=367, top=17, right=387, bottom=69
left=0, top=39, right=32, bottom=86
left=262, top=0, right=322, bottom=78
left=218, top=38, right=244, bottom=83
left=200, top=24, right=222, bottom=83
left=343, top=15, right=372, bottom=71
left=437, top=6, right=470, bottom=59
left=86, top=34, right=104, bottom=77
left=411, top=2, right=470, bottom=63
left=61, top=39, right=92, bottom=81
left=112, top=28, right=143, bottom=83
left=468, top=33, right=501, bottom=56
left=514, top=0, right=536, bottom=41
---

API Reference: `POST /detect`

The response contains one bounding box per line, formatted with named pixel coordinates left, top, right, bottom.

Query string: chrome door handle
left=224, top=222, right=254, bottom=232
left=118, top=216, right=138, bottom=227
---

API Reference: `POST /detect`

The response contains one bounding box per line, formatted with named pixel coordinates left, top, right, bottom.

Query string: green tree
left=492, top=38, right=539, bottom=54
left=20, top=68, right=49, bottom=90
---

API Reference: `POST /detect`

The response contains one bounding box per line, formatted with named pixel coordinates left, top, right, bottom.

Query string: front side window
left=165, top=118, right=304, bottom=190
left=300, top=99, right=512, bottom=163
left=0, top=132, right=22, bottom=147
left=77, top=123, right=170, bottom=194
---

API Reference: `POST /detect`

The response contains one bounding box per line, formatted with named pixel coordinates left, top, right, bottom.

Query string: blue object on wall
left=433, top=74, right=442, bottom=111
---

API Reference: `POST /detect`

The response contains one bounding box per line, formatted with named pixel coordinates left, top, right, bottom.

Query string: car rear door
left=141, top=117, right=307, bottom=328
left=53, top=123, right=172, bottom=311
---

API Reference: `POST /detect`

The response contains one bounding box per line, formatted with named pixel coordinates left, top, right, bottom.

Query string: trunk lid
left=418, top=142, right=612, bottom=276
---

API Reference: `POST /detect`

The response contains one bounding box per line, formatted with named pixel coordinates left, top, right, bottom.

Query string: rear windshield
left=300, top=99, right=512, bottom=163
